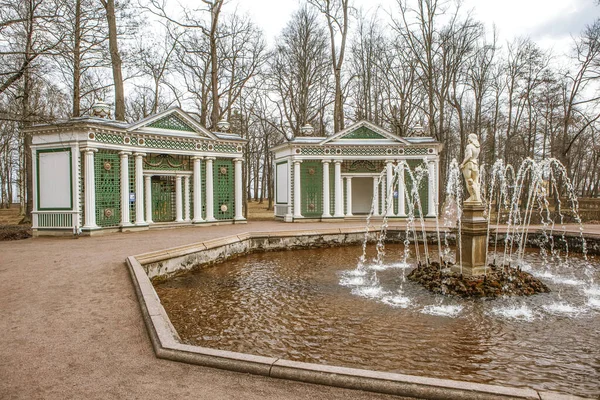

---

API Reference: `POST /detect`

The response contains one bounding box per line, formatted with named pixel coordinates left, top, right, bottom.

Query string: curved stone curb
left=126, top=228, right=594, bottom=400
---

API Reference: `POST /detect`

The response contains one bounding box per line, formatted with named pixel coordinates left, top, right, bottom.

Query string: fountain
left=135, top=132, right=598, bottom=398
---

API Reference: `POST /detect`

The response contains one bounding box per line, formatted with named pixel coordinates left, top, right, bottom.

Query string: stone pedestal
left=452, top=202, right=488, bottom=276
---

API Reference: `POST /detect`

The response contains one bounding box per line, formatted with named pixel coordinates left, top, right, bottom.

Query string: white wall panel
left=39, top=150, right=71, bottom=209
left=276, top=162, right=289, bottom=204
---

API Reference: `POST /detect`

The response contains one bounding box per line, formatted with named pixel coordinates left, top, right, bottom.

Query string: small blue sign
left=129, top=193, right=136, bottom=202
left=393, top=191, right=398, bottom=198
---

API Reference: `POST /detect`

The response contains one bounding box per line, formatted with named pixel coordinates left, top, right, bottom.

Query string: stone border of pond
left=126, top=227, right=596, bottom=400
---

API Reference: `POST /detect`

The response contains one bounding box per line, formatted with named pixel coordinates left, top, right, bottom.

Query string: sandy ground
left=2, top=220, right=597, bottom=399
left=0, top=221, right=417, bottom=400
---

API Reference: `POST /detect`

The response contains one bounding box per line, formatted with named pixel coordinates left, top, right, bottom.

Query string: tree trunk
left=73, top=0, right=81, bottom=117
left=23, top=69, right=33, bottom=222
left=209, top=1, right=223, bottom=127
left=102, top=0, right=125, bottom=120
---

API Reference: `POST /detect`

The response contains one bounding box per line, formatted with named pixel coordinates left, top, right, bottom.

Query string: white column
left=175, top=175, right=183, bottom=222
left=184, top=175, right=191, bottom=221
left=333, top=160, right=343, bottom=217
left=385, top=160, right=394, bottom=216
left=234, top=158, right=244, bottom=220
left=345, top=177, right=353, bottom=216
left=82, top=148, right=98, bottom=229
left=120, top=151, right=132, bottom=227
left=134, top=153, right=146, bottom=225
left=427, top=159, right=437, bottom=217
left=372, top=177, right=380, bottom=216
left=398, top=163, right=407, bottom=217
left=293, top=160, right=302, bottom=218
left=434, top=158, right=440, bottom=212
left=145, top=175, right=153, bottom=224
left=322, top=160, right=331, bottom=218
left=192, top=157, right=204, bottom=223
left=380, top=170, right=386, bottom=215
left=205, top=157, right=215, bottom=221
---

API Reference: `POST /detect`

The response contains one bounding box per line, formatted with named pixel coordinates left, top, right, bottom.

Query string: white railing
left=274, top=204, right=290, bottom=216
left=33, top=211, right=80, bottom=233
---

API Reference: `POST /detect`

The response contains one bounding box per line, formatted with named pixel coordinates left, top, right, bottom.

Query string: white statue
left=460, top=133, right=482, bottom=204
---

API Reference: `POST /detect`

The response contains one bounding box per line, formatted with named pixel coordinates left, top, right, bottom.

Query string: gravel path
left=1, top=220, right=596, bottom=399
left=0, top=221, right=412, bottom=400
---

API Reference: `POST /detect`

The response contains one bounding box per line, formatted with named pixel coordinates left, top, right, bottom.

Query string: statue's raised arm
left=461, top=133, right=482, bottom=204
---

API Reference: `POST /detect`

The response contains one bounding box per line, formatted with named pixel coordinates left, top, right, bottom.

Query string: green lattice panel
left=94, top=151, right=121, bottom=227
left=129, top=158, right=136, bottom=224
left=95, top=132, right=123, bottom=145
left=300, top=161, right=322, bottom=217
left=404, top=159, right=428, bottom=217
left=329, top=166, right=335, bottom=215
left=151, top=176, right=176, bottom=222
left=301, top=147, right=325, bottom=156
left=201, top=161, right=206, bottom=219
left=79, top=153, right=84, bottom=227
left=148, top=114, right=196, bottom=132
left=144, top=138, right=196, bottom=151
left=189, top=177, right=194, bottom=220
left=340, top=147, right=387, bottom=157
left=214, top=143, right=239, bottom=153
left=341, top=126, right=386, bottom=139
left=404, top=148, right=429, bottom=155
left=214, top=159, right=234, bottom=220
left=144, top=154, right=191, bottom=171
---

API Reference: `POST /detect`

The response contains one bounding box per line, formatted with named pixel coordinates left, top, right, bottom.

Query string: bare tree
left=99, top=0, right=125, bottom=120
left=308, top=0, right=351, bottom=133
left=268, top=5, right=332, bottom=138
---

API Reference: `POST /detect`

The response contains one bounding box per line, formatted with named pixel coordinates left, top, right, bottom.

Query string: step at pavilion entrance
left=151, top=176, right=176, bottom=222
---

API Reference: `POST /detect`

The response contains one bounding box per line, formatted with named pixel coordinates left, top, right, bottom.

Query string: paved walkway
left=1, top=220, right=597, bottom=399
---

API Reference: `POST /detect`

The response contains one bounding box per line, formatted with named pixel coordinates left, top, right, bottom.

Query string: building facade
left=272, top=120, right=442, bottom=222
left=26, top=107, right=246, bottom=236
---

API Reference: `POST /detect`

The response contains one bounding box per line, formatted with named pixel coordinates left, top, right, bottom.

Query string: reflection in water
left=155, top=244, right=600, bottom=397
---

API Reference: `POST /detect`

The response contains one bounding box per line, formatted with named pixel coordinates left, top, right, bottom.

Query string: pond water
left=154, top=244, right=600, bottom=397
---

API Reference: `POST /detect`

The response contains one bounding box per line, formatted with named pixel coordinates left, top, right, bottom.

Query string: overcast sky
left=232, top=0, right=598, bottom=56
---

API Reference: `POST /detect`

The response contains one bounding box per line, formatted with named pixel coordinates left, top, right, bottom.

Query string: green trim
left=340, top=126, right=386, bottom=139
left=36, top=148, right=73, bottom=211
left=148, top=114, right=196, bottom=132
left=275, top=161, right=288, bottom=205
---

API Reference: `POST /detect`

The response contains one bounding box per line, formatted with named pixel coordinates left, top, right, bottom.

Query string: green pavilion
left=271, top=121, right=442, bottom=222
left=26, top=104, right=246, bottom=236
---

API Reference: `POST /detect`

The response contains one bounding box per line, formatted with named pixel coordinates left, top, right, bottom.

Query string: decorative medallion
left=398, top=148, right=405, bottom=155
left=295, top=148, right=301, bottom=154
left=220, top=204, right=228, bottom=212
left=208, top=144, right=214, bottom=151
left=335, top=148, right=342, bottom=155
left=138, top=138, right=145, bottom=146
left=103, top=161, right=111, bottom=171
left=195, top=143, right=202, bottom=150
left=428, top=148, right=435, bottom=154
left=124, top=136, right=131, bottom=144
left=308, top=203, right=315, bottom=210
left=308, top=168, right=315, bottom=175
left=88, top=133, right=96, bottom=140
left=386, top=148, right=393, bottom=155
left=237, top=146, right=243, bottom=153
left=219, top=166, right=228, bottom=175
left=324, top=148, right=331, bottom=155
left=104, top=208, right=114, bottom=218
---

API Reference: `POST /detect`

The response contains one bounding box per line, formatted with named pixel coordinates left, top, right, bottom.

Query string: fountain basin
left=127, top=227, right=599, bottom=400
